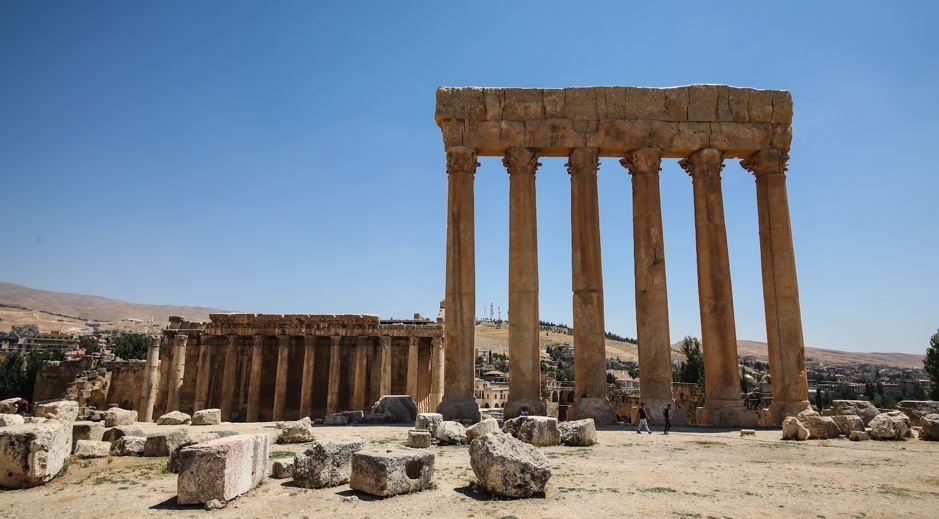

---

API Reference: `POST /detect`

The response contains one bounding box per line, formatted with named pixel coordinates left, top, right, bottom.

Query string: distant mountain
left=0, top=282, right=229, bottom=323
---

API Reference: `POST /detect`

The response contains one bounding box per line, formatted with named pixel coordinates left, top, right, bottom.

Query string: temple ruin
left=435, top=85, right=810, bottom=426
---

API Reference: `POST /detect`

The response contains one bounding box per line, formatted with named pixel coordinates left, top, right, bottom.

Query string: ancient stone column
left=272, top=334, right=290, bottom=421
left=299, top=334, right=316, bottom=419
left=407, top=336, right=419, bottom=400
left=503, top=147, right=546, bottom=418
left=155, top=337, right=171, bottom=415
left=246, top=334, right=265, bottom=422
left=326, top=335, right=341, bottom=415
left=679, top=148, right=756, bottom=427
left=429, top=336, right=444, bottom=408
left=139, top=335, right=162, bottom=422
left=220, top=334, right=239, bottom=421
left=437, top=146, right=481, bottom=423
left=353, top=336, right=368, bottom=411
left=621, top=148, right=684, bottom=425
left=566, top=147, right=616, bottom=425
left=379, top=335, right=392, bottom=396
left=741, top=149, right=811, bottom=423
left=193, top=337, right=213, bottom=412
left=168, top=334, right=188, bottom=412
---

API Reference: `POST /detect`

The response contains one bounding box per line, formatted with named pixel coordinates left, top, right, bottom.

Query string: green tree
left=0, top=349, right=64, bottom=401
left=924, top=329, right=939, bottom=400
left=606, top=372, right=616, bottom=384
left=674, top=336, right=705, bottom=385
left=113, top=333, right=149, bottom=360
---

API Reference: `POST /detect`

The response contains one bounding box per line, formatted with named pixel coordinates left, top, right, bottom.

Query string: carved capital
left=502, top=147, right=540, bottom=176
left=679, top=148, right=724, bottom=179
left=620, top=148, right=663, bottom=176
left=446, top=146, right=479, bottom=176
left=741, top=149, right=789, bottom=178
left=565, top=147, right=600, bottom=176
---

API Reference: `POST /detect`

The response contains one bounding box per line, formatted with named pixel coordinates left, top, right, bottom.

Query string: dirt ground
left=2, top=421, right=938, bottom=519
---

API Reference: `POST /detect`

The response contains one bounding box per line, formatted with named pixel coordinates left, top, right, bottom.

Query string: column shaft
left=379, top=335, right=392, bottom=396
left=246, top=335, right=264, bottom=422
left=139, top=335, right=162, bottom=422
left=407, top=336, right=419, bottom=400
left=168, top=335, right=188, bottom=412
left=193, top=338, right=212, bottom=411
left=326, top=335, right=341, bottom=415
left=220, top=335, right=239, bottom=421
left=429, top=336, right=444, bottom=408
left=299, top=335, right=316, bottom=418
left=272, top=335, right=290, bottom=421
left=353, top=336, right=368, bottom=411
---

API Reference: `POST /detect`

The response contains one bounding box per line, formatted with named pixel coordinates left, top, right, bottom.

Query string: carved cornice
left=741, top=148, right=789, bottom=178
left=565, top=148, right=600, bottom=176
left=446, top=146, right=480, bottom=176
left=620, top=148, right=663, bottom=176
left=679, top=148, right=724, bottom=179
left=502, top=147, right=540, bottom=176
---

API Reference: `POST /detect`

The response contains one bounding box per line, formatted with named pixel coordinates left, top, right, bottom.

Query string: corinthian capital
left=620, top=148, right=663, bottom=176
left=565, top=147, right=600, bottom=176
left=446, top=146, right=480, bottom=176
left=679, top=148, right=724, bottom=179
left=740, top=149, right=789, bottom=178
left=502, top=147, right=540, bottom=176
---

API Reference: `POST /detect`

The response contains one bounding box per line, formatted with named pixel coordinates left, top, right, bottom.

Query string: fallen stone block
left=920, top=413, right=939, bottom=441
left=102, top=425, right=146, bottom=443
left=801, top=415, right=841, bottom=440
left=407, top=429, right=432, bottom=448
left=831, top=414, right=864, bottom=436
left=870, top=411, right=912, bottom=441
left=781, top=416, right=809, bottom=441
left=112, top=436, right=145, bottom=456
left=0, top=398, right=20, bottom=414
left=831, top=400, right=879, bottom=425
left=849, top=430, right=870, bottom=441
left=350, top=447, right=435, bottom=497
left=516, top=416, right=560, bottom=447
left=896, top=401, right=939, bottom=426
left=324, top=413, right=351, bottom=425
left=191, top=408, right=221, bottom=426
left=470, top=431, right=551, bottom=498
left=71, top=421, right=106, bottom=452
left=740, top=429, right=756, bottom=436
left=104, top=408, right=137, bottom=427
left=0, top=413, right=25, bottom=427
left=414, top=413, right=443, bottom=436
left=366, top=395, right=417, bottom=424
left=558, top=418, right=597, bottom=446
left=73, top=439, right=111, bottom=458
left=271, top=460, right=293, bottom=479
left=168, top=431, right=223, bottom=472
left=144, top=428, right=190, bottom=457
left=466, top=418, right=500, bottom=442
left=434, top=421, right=467, bottom=445
left=176, top=434, right=269, bottom=505
left=277, top=417, right=315, bottom=444
left=35, top=400, right=79, bottom=422
left=0, top=421, right=71, bottom=488
left=292, top=438, right=363, bottom=488
left=157, top=411, right=191, bottom=426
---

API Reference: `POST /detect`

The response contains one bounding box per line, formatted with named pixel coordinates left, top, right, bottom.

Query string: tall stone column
left=679, top=148, right=756, bottom=427
left=407, top=336, right=419, bottom=400
left=168, top=334, right=188, bottom=412
left=139, top=335, right=162, bottom=422
left=437, top=146, right=481, bottom=423
left=155, top=337, right=171, bottom=415
left=379, top=335, right=392, bottom=396
left=272, top=335, right=290, bottom=421
left=326, top=335, right=341, bottom=415
left=220, top=335, right=239, bottom=421
left=246, top=334, right=265, bottom=422
left=503, top=146, right=546, bottom=418
left=566, top=147, right=616, bottom=424
left=299, top=334, right=316, bottom=419
left=353, top=336, right=368, bottom=411
left=741, top=149, right=811, bottom=423
left=621, top=148, right=684, bottom=425
left=429, top=336, right=444, bottom=408
left=193, top=337, right=213, bottom=412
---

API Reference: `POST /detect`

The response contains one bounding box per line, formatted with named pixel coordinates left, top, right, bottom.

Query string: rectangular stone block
left=350, top=448, right=435, bottom=497
left=525, top=118, right=585, bottom=150
left=176, top=434, right=269, bottom=505
left=651, top=121, right=711, bottom=156
left=622, top=87, right=669, bottom=120
left=482, top=88, right=503, bottom=121
left=749, top=89, right=775, bottom=122
left=543, top=89, right=565, bottom=118
left=292, top=438, right=363, bottom=488
left=563, top=87, right=599, bottom=120
left=72, top=421, right=105, bottom=452
left=503, top=89, right=544, bottom=121
left=687, top=85, right=719, bottom=121
left=772, top=91, right=793, bottom=124
left=708, top=122, right=772, bottom=156
left=0, top=421, right=70, bottom=488
left=585, top=119, right=650, bottom=151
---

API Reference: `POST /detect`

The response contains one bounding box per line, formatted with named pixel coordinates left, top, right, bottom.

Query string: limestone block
left=516, top=416, right=560, bottom=447
left=650, top=121, right=711, bottom=154
left=740, top=429, right=756, bottom=436
left=869, top=411, right=912, bottom=441
left=596, top=86, right=626, bottom=119
left=34, top=400, right=79, bottom=422
left=73, top=439, right=111, bottom=458
left=112, top=436, right=145, bottom=456
left=748, top=90, right=775, bottom=122
left=71, top=421, right=105, bottom=452
left=708, top=122, right=771, bottom=155
left=584, top=119, right=650, bottom=151
left=500, top=120, right=525, bottom=148
left=919, top=414, right=939, bottom=441
left=831, top=400, right=880, bottom=425
left=687, top=85, right=720, bottom=121
left=349, top=448, right=435, bottom=497
left=0, top=398, right=20, bottom=414
left=0, top=421, right=71, bottom=488
left=770, top=124, right=793, bottom=149
left=434, top=421, right=467, bottom=445
left=664, top=87, right=689, bottom=121
left=543, top=89, right=565, bottom=118
left=271, top=460, right=293, bottom=479
left=144, top=428, right=195, bottom=457
left=801, top=415, right=841, bottom=440
left=558, top=418, right=597, bottom=446
left=771, top=90, right=793, bottom=124
left=781, top=416, right=809, bottom=441
left=563, top=87, right=599, bottom=120
left=725, top=88, right=751, bottom=122
left=415, top=413, right=443, bottom=436
left=176, top=434, right=269, bottom=505
left=292, top=438, right=363, bottom=489
left=277, top=417, right=315, bottom=444
left=325, top=413, right=351, bottom=425
left=439, top=118, right=464, bottom=148
left=849, top=430, right=870, bottom=441
left=503, top=88, right=544, bottom=121
left=367, top=395, right=417, bottom=424
left=104, top=408, right=137, bottom=427
left=156, top=411, right=191, bottom=426
left=466, top=418, right=500, bottom=442
left=622, top=87, right=668, bottom=120
left=524, top=119, right=585, bottom=150
left=501, top=416, right=524, bottom=436
left=191, top=408, right=221, bottom=426
left=167, top=431, right=223, bottom=472
left=895, top=401, right=939, bottom=426
left=482, top=88, right=503, bottom=120
left=0, top=413, right=25, bottom=427
left=831, top=415, right=864, bottom=436
left=102, top=425, right=145, bottom=443
left=406, top=429, right=432, bottom=448
left=469, top=432, right=551, bottom=498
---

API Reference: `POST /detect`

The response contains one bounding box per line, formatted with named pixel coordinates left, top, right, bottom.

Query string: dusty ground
left=2, top=421, right=938, bottom=519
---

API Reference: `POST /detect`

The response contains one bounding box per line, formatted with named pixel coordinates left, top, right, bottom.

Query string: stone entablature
left=435, top=85, right=791, bottom=158
left=192, top=313, right=444, bottom=339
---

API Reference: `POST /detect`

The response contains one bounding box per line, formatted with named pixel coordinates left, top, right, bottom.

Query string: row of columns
left=440, top=145, right=809, bottom=426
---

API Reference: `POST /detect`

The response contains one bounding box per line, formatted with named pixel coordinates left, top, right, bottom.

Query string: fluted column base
left=763, top=399, right=812, bottom=425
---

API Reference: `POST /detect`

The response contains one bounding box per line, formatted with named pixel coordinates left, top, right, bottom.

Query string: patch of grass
left=878, top=484, right=911, bottom=497
left=692, top=440, right=725, bottom=447
left=371, top=436, right=400, bottom=445
left=642, top=486, right=677, bottom=494
left=269, top=451, right=295, bottom=459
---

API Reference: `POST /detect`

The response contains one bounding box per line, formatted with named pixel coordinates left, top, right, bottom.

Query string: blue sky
left=1, top=2, right=936, bottom=354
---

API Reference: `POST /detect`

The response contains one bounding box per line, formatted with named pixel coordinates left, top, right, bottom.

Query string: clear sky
left=1, top=2, right=937, bottom=354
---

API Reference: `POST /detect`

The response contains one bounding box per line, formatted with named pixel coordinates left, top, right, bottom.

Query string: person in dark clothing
left=663, top=403, right=672, bottom=435
left=15, top=398, right=29, bottom=415
left=636, top=403, right=652, bottom=434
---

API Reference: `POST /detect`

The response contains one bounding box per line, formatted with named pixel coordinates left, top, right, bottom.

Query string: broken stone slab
left=292, top=438, right=364, bottom=489
left=414, top=413, right=443, bottom=436
left=558, top=418, right=597, bottom=446
left=0, top=398, right=20, bottom=414
left=0, top=420, right=71, bottom=488
left=71, top=421, right=106, bottom=452
left=469, top=431, right=551, bottom=498
left=869, top=411, right=912, bottom=441
left=831, top=414, right=864, bottom=436
left=407, top=429, right=432, bottom=448
left=277, top=417, right=315, bottom=444
left=849, top=430, right=870, bottom=441
left=434, top=420, right=467, bottom=445
left=365, top=395, right=417, bottom=424
left=176, top=434, right=269, bottom=505
left=191, top=408, right=221, bottom=426
left=73, top=439, right=111, bottom=458
left=466, top=418, right=500, bottom=442
left=919, top=413, right=939, bottom=441
left=324, top=413, right=352, bottom=426
left=740, top=429, right=756, bottom=436
left=102, top=425, right=146, bottom=443
left=157, top=411, right=191, bottom=426
left=0, top=413, right=25, bottom=427
left=349, top=447, right=435, bottom=497
left=781, top=416, right=809, bottom=441
left=895, top=401, right=939, bottom=426
left=104, top=408, right=137, bottom=427
left=516, top=416, right=560, bottom=447
left=112, top=436, right=145, bottom=456
left=831, top=400, right=879, bottom=425
left=167, top=431, right=223, bottom=472
left=800, top=415, right=841, bottom=440
left=34, top=400, right=79, bottom=422
left=144, top=428, right=192, bottom=457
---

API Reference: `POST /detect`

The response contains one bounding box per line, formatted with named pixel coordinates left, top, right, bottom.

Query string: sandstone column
left=429, top=336, right=444, bottom=408
left=407, top=336, right=419, bottom=400
left=299, top=334, right=316, bottom=418
left=168, top=334, right=188, bottom=412
left=326, top=335, right=341, bottom=415
left=139, top=335, right=162, bottom=422
left=621, top=148, right=684, bottom=425
left=272, top=334, right=290, bottom=421
left=379, top=335, right=392, bottom=396
left=155, top=338, right=171, bottom=415
left=353, top=335, right=368, bottom=411
left=246, top=334, right=265, bottom=422
left=741, top=149, right=811, bottom=423
left=220, top=334, right=239, bottom=421
left=566, top=147, right=616, bottom=425
left=437, top=146, right=481, bottom=423
left=679, top=148, right=756, bottom=427
left=503, top=146, right=546, bottom=418
left=193, top=337, right=213, bottom=412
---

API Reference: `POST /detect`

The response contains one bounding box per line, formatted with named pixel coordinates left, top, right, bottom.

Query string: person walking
left=663, top=403, right=672, bottom=435
left=636, top=403, right=652, bottom=434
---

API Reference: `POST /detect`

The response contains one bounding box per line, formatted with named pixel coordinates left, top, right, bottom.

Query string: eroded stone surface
left=558, top=418, right=597, bottom=446
left=35, top=400, right=79, bottom=422
left=414, top=413, right=443, bottom=436
left=71, top=421, right=105, bottom=452
left=277, top=417, right=315, bottom=444
left=781, top=417, right=809, bottom=441
left=895, top=401, right=939, bottom=426
left=104, top=408, right=137, bottom=427
left=831, top=400, right=879, bottom=425
left=869, top=411, right=912, bottom=441
left=102, top=425, right=145, bottom=443
left=367, top=395, right=417, bottom=424
left=466, top=418, right=500, bottom=442
left=349, top=448, right=435, bottom=497
left=919, top=413, right=939, bottom=441
left=801, top=415, right=841, bottom=440
left=292, top=438, right=363, bottom=489
left=167, top=431, right=222, bottom=472
left=512, top=416, right=560, bottom=447
left=112, top=436, right=145, bottom=456
left=434, top=421, right=467, bottom=445
left=73, top=439, right=111, bottom=458
left=191, top=409, right=221, bottom=426
left=0, top=421, right=71, bottom=488
left=271, top=460, right=293, bottom=479
left=406, top=429, right=432, bottom=448
left=157, top=411, right=191, bottom=426
left=176, top=434, right=269, bottom=505
left=469, top=432, right=551, bottom=498
left=0, top=413, right=25, bottom=427
left=831, top=415, right=864, bottom=436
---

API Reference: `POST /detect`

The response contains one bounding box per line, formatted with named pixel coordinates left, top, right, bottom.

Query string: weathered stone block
left=849, top=430, right=870, bottom=441
left=558, top=418, right=597, bottom=446
left=831, top=400, right=880, bottom=425
left=71, top=421, right=105, bottom=451
left=0, top=398, right=20, bottom=415
left=191, top=408, right=221, bottom=426
left=466, top=418, right=500, bottom=442
left=350, top=448, right=435, bottom=497
left=112, top=436, right=145, bottom=456
left=563, top=87, right=599, bottom=120
left=525, top=118, right=585, bottom=150
left=585, top=119, right=649, bottom=151
left=277, top=417, right=315, bottom=444
left=831, top=414, right=864, bottom=436
left=802, top=415, right=841, bottom=439
left=292, top=438, right=363, bottom=489
left=0, top=421, right=70, bottom=488
left=781, top=416, right=809, bottom=441
left=0, top=413, right=25, bottom=427
left=895, top=401, right=939, bottom=426
left=73, top=439, right=111, bottom=458
left=144, top=428, right=192, bottom=457
left=414, top=413, right=443, bottom=436
left=919, top=413, right=939, bottom=441
left=622, top=87, right=668, bottom=120
left=543, top=89, right=565, bottom=118
left=104, top=408, right=137, bottom=427
left=367, top=395, right=417, bottom=424
left=869, top=411, right=912, bottom=441
left=434, top=421, right=467, bottom=445
left=102, top=425, right=145, bottom=443
left=406, top=429, right=432, bottom=448
left=516, top=416, right=560, bottom=447
left=35, top=400, right=79, bottom=422
left=157, top=411, right=191, bottom=426
left=176, top=434, right=269, bottom=505
left=469, top=432, right=551, bottom=498
left=749, top=90, right=775, bottom=122
left=503, top=88, right=544, bottom=121
left=168, top=431, right=222, bottom=472
left=482, top=88, right=503, bottom=121
left=271, top=460, right=293, bottom=479
left=687, top=85, right=720, bottom=121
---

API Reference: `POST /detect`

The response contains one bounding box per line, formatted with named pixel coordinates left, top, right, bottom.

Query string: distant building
left=475, top=378, right=509, bottom=409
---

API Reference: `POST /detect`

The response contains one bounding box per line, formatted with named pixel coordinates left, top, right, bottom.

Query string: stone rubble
left=781, top=416, right=809, bottom=441
left=0, top=421, right=71, bottom=488
left=73, top=439, right=111, bottom=458
left=514, top=416, right=560, bottom=447
left=919, top=413, right=939, bottom=441
left=365, top=395, right=417, bottom=424
left=111, top=436, right=145, bottom=456
left=895, top=401, right=939, bottom=426
left=414, top=413, right=443, bottom=436
left=434, top=421, right=467, bottom=445
left=465, top=418, right=500, bottom=442
left=0, top=413, right=26, bottom=427
left=191, top=408, right=221, bottom=426
left=156, top=411, right=191, bottom=426
left=469, top=431, right=551, bottom=498
left=406, top=429, right=432, bottom=448
left=34, top=400, right=79, bottom=422
left=71, top=421, right=106, bottom=452
left=349, top=447, right=435, bottom=497
left=271, top=460, right=293, bottom=479
left=869, top=411, right=912, bottom=441
left=292, top=438, right=364, bottom=489
left=830, top=400, right=880, bottom=425
left=103, top=408, right=137, bottom=427
left=276, top=417, right=316, bottom=444
left=101, top=425, right=146, bottom=443
left=558, top=418, right=597, bottom=446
